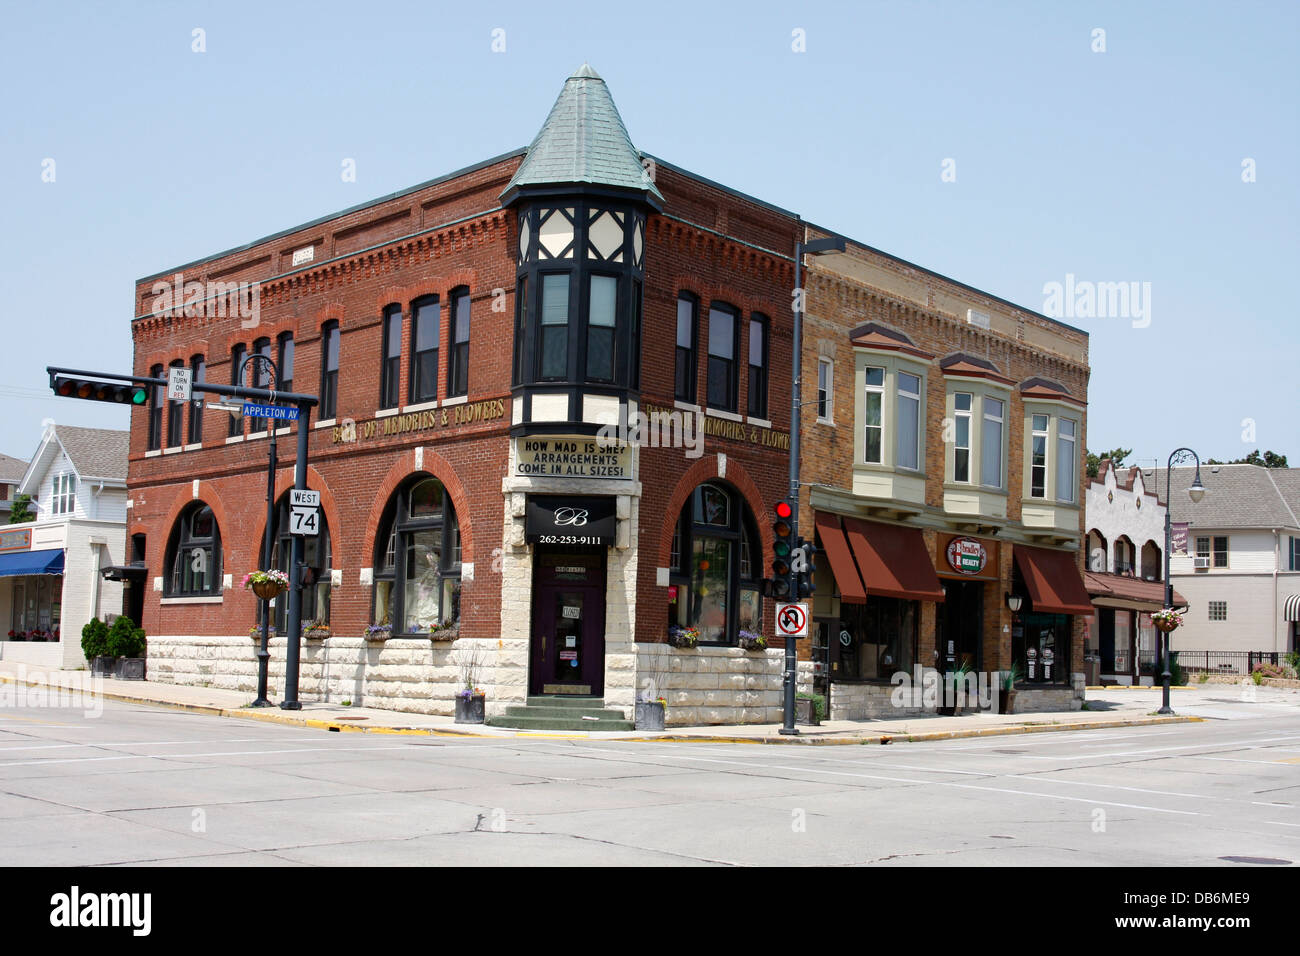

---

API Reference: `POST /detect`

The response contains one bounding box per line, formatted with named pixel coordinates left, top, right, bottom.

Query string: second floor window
left=706, top=304, right=738, bottom=411
left=981, top=397, right=1004, bottom=488
left=228, top=345, right=245, bottom=438
left=675, top=294, right=698, bottom=402
left=1057, top=418, right=1077, bottom=503
left=278, top=333, right=294, bottom=395
left=147, top=363, right=163, bottom=450
left=188, top=356, right=205, bottom=445
left=863, top=366, right=885, bottom=463
left=953, top=393, right=972, bottom=482
left=448, top=288, right=470, bottom=397
left=817, top=359, right=833, bottom=422
left=1030, top=414, right=1049, bottom=497
left=167, top=360, right=185, bottom=448
left=540, top=274, right=570, bottom=380
left=410, top=297, right=439, bottom=404
left=747, top=316, right=768, bottom=418
left=896, top=372, right=921, bottom=471
left=51, top=473, right=76, bottom=515
left=380, top=305, right=402, bottom=409
left=320, top=322, right=339, bottom=420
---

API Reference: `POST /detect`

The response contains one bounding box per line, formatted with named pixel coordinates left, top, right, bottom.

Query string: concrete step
left=504, top=705, right=628, bottom=721
left=486, top=714, right=636, bottom=732
left=525, top=696, right=606, bottom=709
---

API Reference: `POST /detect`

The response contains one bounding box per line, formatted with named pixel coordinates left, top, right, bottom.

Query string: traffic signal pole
left=782, top=245, right=805, bottom=736
left=48, top=365, right=317, bottom=709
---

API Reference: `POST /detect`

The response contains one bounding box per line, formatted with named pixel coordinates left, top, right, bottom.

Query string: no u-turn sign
left=776, top=603, right=809, bottom=638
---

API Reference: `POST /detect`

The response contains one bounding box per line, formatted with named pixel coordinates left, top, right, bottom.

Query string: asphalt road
left=1, top=692, right=1297, bottom=866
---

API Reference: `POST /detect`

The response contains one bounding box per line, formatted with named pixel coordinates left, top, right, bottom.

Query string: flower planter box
left=738, top=636, right=767, bottom=652
left=116, top=658, right=147, bottom=681
left=455, top=694, right=486, bottom=724
left=635, top=701, right=666, bottom=731
left=303, top=630, right=330, bottom=641
left=91, top=656, right=117, bottom=677
left=795, top=697, right=820, bottom=726
left=429, top=629, right=458, bottom=642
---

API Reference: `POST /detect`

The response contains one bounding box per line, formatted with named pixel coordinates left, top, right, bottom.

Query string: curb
left=0, top=674, right=1200, bottom=744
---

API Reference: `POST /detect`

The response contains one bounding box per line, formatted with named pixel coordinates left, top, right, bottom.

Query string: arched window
left=165, top=503, right=222, bottom=597
left=1087, top=529, right=1108, bottom=573
left=667, top=483, right=761, bottom=644
left=270, top=494, right=332, bottom=631
left=372, top=476, right=462, bottom=635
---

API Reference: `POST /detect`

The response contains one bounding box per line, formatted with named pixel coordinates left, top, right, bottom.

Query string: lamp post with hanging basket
left=1160, top=449, right=1205, bottom=715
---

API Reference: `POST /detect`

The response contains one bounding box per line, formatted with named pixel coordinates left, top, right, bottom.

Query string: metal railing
left=1175, top=650, right=1285, bottom=676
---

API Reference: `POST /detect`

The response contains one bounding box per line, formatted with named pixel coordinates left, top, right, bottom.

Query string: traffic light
left=51, top=375, right=148, bottom=406
left=771, top=500, right=794, bottom=599
left=795, top=536, right=819, bottom=598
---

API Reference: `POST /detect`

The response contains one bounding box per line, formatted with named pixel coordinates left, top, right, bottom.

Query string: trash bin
left=1083, top=654, right=1100, bottom=686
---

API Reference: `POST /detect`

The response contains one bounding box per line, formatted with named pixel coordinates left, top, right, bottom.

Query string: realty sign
left=946, top=537, right=988, bottom=575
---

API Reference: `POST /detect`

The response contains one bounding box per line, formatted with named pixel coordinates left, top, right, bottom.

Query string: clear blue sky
left=2, top=0, right=1296, bottom=473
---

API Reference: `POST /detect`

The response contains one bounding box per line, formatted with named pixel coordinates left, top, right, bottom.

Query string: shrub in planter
left=81, top=617, right=109, bottom=664
left=107, top=616, right=147, bottom=680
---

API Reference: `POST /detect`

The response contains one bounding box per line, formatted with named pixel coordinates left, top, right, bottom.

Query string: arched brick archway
left=655, top=455, right=771, bottom=567
left=361, top=449, right=475, bottom=567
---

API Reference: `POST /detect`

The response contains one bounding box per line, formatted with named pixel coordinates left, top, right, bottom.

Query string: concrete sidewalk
left=0, top=662, right=1200, bottom=745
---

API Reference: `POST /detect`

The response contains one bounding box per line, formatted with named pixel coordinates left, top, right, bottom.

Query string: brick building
left=125, top=64, right=1093, bottom=724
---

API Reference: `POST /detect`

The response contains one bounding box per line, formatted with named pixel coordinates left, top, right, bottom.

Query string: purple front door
left=530, top=548, right=606, bottom=696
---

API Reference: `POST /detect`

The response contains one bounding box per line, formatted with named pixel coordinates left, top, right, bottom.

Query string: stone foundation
left=636, top=643, right=782, bottom=725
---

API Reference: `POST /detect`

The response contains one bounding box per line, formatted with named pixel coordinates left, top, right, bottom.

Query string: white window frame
left=1056, top=417, right=1077, bottom=504
left=896, top=371, right=922, bottom=472
left=1022, top=401, right=1085, bottom=506
left=52, top=472, right=76, bottom=516
left=981, top=396, right=1005, bottom=489
left=1030, top=414, right=1049, bottom=498
left=853, top=351, right=929, bottom=475
left=863, top=365, right=885, bottom=465
left=952, top=392, right=972, bottom=483
left=817, top=358, right=834, bottom=423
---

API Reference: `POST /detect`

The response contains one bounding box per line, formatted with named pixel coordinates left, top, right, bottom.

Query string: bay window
left=540, top=274, right=570, bottom=380
left=1022, top=404, right=1084, bottom=505
left=981, top=397, right=1004, bottom=488
left=1057, top=418, right=1077, bottom=503
left=1030, top=414, right=1048, bottom=497
left=953, top=393, right=972, bottom=482
left=863, top=366, right=884, bottom=464
left=896, top=372, right=921, bottom=470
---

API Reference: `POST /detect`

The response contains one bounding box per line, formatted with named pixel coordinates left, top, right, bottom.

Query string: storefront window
left=372, top=476, right=461, bottom=635
left=668, top=483, right=760, bottom=644
left=835, top=598, right=917, bottom=681
left=8, top=576, right=62, bottom=639
left=1014, top=611, right=1070, bottom=684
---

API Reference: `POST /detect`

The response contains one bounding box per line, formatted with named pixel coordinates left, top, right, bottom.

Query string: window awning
left=0, top=548, right=64, bottom=578
left=842, top=517, right=945, bottom=602
left=1285, top=593, right=1300, bottom=623
left=1014, top=545, right=1092, bottom=615
left=1084, top=571, right=1186, bottom=610
left=814, top=512, right=866, bottom=604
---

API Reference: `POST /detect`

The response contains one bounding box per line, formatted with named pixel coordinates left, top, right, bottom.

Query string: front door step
left=486, top=696, right=634, bottom=731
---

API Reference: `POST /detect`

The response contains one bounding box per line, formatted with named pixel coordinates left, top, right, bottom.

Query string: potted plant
left=429, top=618, right=459, bottom=642
left=364, top=623, right=392, bottom=642
left=107, top=615, right=147, bottom=681
left=999, top=662, right=1024, bottom=715
left=302, top=621, right=331, bottom=640
left=453, top=645, right=487, bottom=723
left=243, top=569, right=290, bottom=602
left=635, top=696, right=667, bottom=730
left=81, top=617, right=113, bottom=675
left=938, top=660, right=974, bottom=716
left=1152, top=608, right=1182, bottom=633
left=667, top=624, right=699, bottom=649
left=737, top=629, right=767, bottom=652
left=795, top=692, right=825, bottom=726
left=249, top=625, right=278, bottom=640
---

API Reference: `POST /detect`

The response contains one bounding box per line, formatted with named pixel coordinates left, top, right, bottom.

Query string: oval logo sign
left=946, top=537, right=987, bottom=575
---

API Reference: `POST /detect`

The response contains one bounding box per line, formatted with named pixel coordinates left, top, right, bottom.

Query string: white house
left=1083, top=460, right=1185, bottom=684
left=0, top=422, right=129, bottom=668
left=1144, top=464, right=1300, bottom=660
left=0, top=453, right=27, bottom=521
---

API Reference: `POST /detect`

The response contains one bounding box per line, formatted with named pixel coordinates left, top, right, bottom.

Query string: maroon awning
left=814, top=512, right=866, bottom=604
left=842, top=518, right=945, bottom=602
left=1014, top=545, right=1093, bottom=615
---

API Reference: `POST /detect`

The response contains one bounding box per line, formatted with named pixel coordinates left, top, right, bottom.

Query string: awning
left=101, top=563, right=148, bottom=583
left=0, top=548, right=64, bottom=578
left=814, top=512, right=866, bottom=604
left=1084, top=571, right=1186, bottom=610
left=1285, top=593, right=1300, bottom=623
left=842, top=517, right=945, bottom=602
left=1013, top=545, right=1092, bottom=616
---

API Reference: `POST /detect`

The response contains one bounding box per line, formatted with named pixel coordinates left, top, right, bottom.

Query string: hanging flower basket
left=738, top=630, right=767, bottom=652
left=1152, top=608, right=1182, bottom=633
left=667, top=625, right=700, bottom=649
left=244, top=569, right=289, bottom=602
left=365, top=623, right=392, bottom=642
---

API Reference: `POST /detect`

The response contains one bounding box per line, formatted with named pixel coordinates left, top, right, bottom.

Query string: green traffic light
left=131, top=388, right=148, bottom=405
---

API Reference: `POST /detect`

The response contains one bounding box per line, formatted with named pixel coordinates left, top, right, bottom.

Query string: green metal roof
left=501, top=64, right=663, bottom=205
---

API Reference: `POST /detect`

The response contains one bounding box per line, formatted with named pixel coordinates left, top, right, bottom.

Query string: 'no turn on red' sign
left=776, top=602, right=809, bottom=638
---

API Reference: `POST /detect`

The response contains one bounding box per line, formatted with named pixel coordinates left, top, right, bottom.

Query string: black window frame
left=747, top=313, right=769, bottom=419
left=227, top=345, right=246, bottom=438
left=667, top=482, right=762, bottom=646
left=147, top=363, right=164, bottom=450
left=188, top=355, right=205, bottom=446
left=448, top=287, right=471, bottom=398
left=675, top=293, right=699, bottom=403
left=371, top=476, right=462, bottom=637
left=380, top=304, right=402, bottom=410
left=166, top=359, right=185, bottom=449
left=320, top=321, right=339, bottom=420
left=537, top=272, right=572, bottom=382
left=706, top=302, right=740, bottom=413
left=585, top=271, right=619, bottom=384
left=164, top=502, right=222, bottom=598
left=409, top=295, right=440, bottom=405
left=277, top=333, right=294, bottom=396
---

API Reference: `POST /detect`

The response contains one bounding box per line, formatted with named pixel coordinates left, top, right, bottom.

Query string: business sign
left=242, top=403, right=300, bottom=422
left=0, top=528, right=32, bottom=554
left=525, top=495, right=616, bottom=545
left=1171, top=522, right=1189, bottom=555
left=946, top=536, right=988, bottom=575
left=515, top=437, right=631, bottom=480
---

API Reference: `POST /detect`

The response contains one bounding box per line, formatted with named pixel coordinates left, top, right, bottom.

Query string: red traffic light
left=775, top=501, right=792, bottom=519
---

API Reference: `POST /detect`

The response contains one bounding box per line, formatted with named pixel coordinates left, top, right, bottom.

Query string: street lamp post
left=1160, top=448, right=1205, bottom=715
left=239, top=354, right=281, bottom=708
left=782, top=234, right=846, bottom=735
